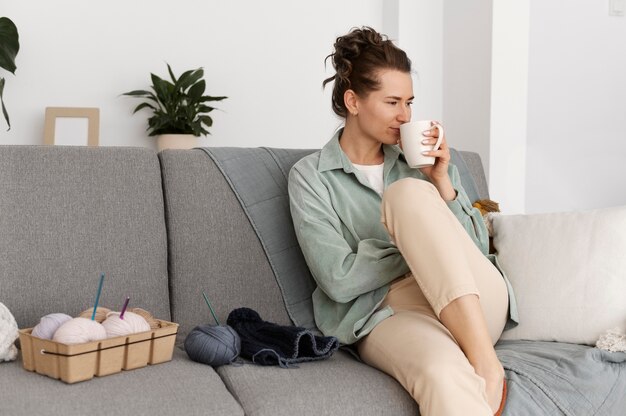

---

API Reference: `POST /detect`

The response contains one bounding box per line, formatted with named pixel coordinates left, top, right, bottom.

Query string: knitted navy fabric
left=227, top=307, right=339, bottom=367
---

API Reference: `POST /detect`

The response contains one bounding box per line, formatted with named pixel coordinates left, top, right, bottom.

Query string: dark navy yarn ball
left=184, top=324, right=240, bottom=366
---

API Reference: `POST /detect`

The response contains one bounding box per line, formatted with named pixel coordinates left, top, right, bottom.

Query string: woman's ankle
left=476, top=364, right=505, bottom=413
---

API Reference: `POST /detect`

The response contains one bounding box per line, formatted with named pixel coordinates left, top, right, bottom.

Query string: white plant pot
left=156, top=134, right=199, bottom=151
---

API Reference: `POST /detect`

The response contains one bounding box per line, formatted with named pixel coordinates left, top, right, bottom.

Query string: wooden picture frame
left=44, top=107, right=100, bottom=146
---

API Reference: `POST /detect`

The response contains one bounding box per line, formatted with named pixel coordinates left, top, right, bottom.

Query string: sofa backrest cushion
left=450, top=148, right=489, bottom=202
left=159, top=147, right=488, bottom=340
left=0, top=146, right=171, bottom=329
left=159, top=149, right=293, bottom=341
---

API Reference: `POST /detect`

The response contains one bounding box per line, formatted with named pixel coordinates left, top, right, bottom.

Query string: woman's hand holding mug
left=399, top=120, right=455, bottom=199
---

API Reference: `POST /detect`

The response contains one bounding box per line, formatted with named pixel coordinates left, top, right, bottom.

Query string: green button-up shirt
left=288, top=129, right=518, bottom=345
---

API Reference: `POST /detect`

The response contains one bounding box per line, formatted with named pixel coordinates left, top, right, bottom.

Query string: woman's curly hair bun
left=323, top=26, right=411, bottom=118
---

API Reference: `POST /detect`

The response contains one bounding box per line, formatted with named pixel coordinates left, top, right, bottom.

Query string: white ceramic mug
left=400, top=120, right=444, bottom=168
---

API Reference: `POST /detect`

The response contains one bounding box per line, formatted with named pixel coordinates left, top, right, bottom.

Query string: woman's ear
left=344, top=89, right=359, bottom=116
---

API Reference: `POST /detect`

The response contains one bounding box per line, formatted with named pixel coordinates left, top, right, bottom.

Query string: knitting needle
left=202, top=291, right=221, bottom=326
left=91, top=272, right=105, bottom=321
left=120, top=296, right=130, bottom=320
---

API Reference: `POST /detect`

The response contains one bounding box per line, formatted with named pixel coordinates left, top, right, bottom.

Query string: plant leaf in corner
left=0, top=17, right=19, bottom=74
left=0, top=78, right=10, bottom=130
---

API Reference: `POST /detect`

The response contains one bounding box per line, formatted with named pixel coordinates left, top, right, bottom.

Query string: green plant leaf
left=0, top=77, right=10, bottom=130
left=132, top=102, right=156, bottom=114
left=198, top=105, right=215, bottom=113
left=0, top=17, right=19, bottom=74
left=199, top=115, right=213, bottom=128
left=199, top=95, right=228, bottom=102
left=188, top=80, right=206, bottom=102
left=174, top=69, right=196, bottom=91
left=177, top=68, right=203, bottom=92
left=166, top=63, right=177, bottom=84
left=200, top=116, right=213, bottom=127
left=151, top=74, right=173, bottom=105
left=191, top=120, right=202, bottom=136
left=122, top=89, right=155, bottom=97
left=123, top=63, right=226, bottom=136
left=150, top=73, right=164, bottom=86
left=148, top=115, right=169, bottom=134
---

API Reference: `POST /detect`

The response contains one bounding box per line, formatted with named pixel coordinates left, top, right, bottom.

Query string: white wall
left=443, top=0, right=493, bottom=178
left=489, top=0, right=530, bottom=214
left=477, top=0, right=626, bottom=214
left=525, top=0, right=626, bottom=213
left=1, top=0, right=386, bottom=149
left=396, top=0, right=443, bottom=123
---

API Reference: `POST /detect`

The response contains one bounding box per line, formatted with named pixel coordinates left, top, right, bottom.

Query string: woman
left=288, top=27, right=516, bottom=416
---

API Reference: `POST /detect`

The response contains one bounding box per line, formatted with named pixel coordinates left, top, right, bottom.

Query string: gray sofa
left=1, top=145, right=624, bottom=416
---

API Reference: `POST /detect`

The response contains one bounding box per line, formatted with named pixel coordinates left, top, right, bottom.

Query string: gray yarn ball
left=184, top=324, right=240, bottom=366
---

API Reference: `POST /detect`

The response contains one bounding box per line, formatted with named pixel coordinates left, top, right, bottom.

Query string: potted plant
left=123, top=63, right=227, bottom=150
left=0, top=17, right=20, bottom=130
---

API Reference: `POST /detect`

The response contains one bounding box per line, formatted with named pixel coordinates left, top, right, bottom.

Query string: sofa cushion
left=158, top=149, right=291, bottom=342
left=493, top=205, right=626, bottom=345
left=217, top=350, right=419, bottom=416
left=0, top=146, right=170, bottom=328
left=453, top=149, right=489, bottom=201
left=450, top=148, right=486, bottom=203
left=0, top=348, right=243, bottom=416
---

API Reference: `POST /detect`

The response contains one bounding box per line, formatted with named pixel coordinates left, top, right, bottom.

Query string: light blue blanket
left=496, top=340, right=625, bottom=415
left=201, top=146, right=626, bottom=415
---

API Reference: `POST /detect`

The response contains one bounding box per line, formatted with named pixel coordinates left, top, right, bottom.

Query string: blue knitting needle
left=202, top=291, right=220, bottom=326
left=91, top=272, right=105, bottom=321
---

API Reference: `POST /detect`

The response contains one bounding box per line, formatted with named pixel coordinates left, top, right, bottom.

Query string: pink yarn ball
left=31, top=313, right=72, bottom=340
left=102, top=311, right=150, bottom=338
left=52, top=317, right=107, bottom=345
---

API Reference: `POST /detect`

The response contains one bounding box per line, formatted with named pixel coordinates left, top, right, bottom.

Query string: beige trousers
left=356, top=178, right=508, bottom=416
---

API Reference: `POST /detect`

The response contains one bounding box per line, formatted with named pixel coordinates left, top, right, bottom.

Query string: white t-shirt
left=353, top=162, right=384, bottom=196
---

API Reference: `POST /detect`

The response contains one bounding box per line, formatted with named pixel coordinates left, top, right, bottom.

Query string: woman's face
left=354, top=69, right=413, bottom=145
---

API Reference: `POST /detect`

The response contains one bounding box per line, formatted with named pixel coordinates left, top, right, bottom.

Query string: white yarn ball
left=0, top=302, right=19, bottom=362
left=32, top=313, right=73, bottom=340
left=52, top=317, right=107, bottom=345
left=102, top=311, right=150, bottom=338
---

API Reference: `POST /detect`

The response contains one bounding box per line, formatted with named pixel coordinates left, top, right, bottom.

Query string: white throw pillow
left=492, top=205, right=626, bottom=345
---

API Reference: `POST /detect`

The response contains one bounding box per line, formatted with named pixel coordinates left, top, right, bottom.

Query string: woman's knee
left=385, top=178, right=437, bottom=201
left=381, top=178, right=441, bottom=220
